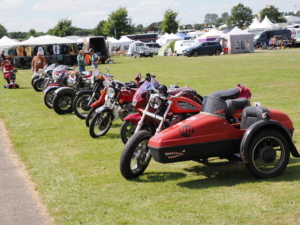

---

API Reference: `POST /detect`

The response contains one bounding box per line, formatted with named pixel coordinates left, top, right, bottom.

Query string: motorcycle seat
left=210, top=87, right=240, bottom=100
left=225, top=98, right=250, bottom=122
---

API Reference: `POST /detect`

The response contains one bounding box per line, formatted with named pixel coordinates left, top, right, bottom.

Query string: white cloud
left=0, top=0, right=25, bottom=10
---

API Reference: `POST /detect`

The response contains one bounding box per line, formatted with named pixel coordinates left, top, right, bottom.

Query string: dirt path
left=0, top=118, right=54, bottom=225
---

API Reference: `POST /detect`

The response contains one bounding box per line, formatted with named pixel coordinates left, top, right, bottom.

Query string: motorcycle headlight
left=107, top=87, right=115, bottom=98
left=149, top=95, right=162, bottom=109
left=103, top=80, right=110, bottom=87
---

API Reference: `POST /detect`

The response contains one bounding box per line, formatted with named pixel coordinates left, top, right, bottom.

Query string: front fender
left=240, top=120, right=299, bottom=163
left=32, top=74, right=40, bottom=79
left=55, top=87, right=75, bottom=96
left=76, top=90, right=94, bottom=97
left=44, top=85, right=59, bottom=94
left=95, top=105, right=113, bottom=114
left=123, top=113, right=141, bottom=125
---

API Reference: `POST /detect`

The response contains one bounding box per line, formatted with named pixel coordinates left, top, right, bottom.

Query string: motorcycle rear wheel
left=53, top=93, right=74, bottom=115
left=44, top=89, right=56, bottom=109
left=73, top=94, right=96, bottom=119
left=89, top=110, right=112, bottom=138
left=120, top=121, right=137, bottom=144
left=120, top=130, right=152, bottom=179
left=33, top=78, right=44, bottom=92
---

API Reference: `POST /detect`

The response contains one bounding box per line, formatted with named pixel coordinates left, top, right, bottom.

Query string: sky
left=0, top=0, right=299, bottom=33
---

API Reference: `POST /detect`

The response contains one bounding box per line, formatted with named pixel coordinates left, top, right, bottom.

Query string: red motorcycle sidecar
left=148, top=96, right=299, bottom=178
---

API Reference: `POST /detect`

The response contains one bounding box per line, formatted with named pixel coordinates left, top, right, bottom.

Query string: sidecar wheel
left=85, top=107, right=97, bottom=127
left=73, top=94, right=96, bottom=119
left=89, top=110, right=112, bottom=138
left=120, top=121, right=137, bottom=144
left=44, top=89, right=56, bottom=109
left=53, top=93, right=74, bottom=115
left=120, top=130, right=152, bottom=179
left=246, top=129, right=290, bottom=178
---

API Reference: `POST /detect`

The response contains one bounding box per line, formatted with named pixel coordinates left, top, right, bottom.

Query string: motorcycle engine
left=119, top=103, right=133, bottom=121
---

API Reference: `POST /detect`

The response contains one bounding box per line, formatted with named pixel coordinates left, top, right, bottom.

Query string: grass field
left=0, top=51, right=300, bottom=225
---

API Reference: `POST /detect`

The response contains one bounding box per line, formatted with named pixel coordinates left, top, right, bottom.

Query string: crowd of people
left=258, top=36, right=297, bottom=50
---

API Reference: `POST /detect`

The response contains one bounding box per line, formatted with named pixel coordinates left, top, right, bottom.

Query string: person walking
left=31, top=52, right=46, bottom=75
left=77, top=50, right=86, bottom=72
left=89, top=48, right=100, bottom=69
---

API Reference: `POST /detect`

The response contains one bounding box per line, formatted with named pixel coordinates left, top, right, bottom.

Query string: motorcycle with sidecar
left=120, top=88, right=299, bottom=179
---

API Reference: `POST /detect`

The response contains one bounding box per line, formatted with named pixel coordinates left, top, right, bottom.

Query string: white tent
left=156, top=33, right=183, bottom=46
left=259, top=15, right=275, bottom=29
left=156, top=33, right=170, bottom=46
left=248, top=17, right=261, bottom=29
left=127, top=41, right=145, bottom=56
left=220, top=27, right=254, bottom=54
left=64, top=35, right=83, bottom=43
left=0, top=36, right=20, bottom=53
left=284, top=15, right=300, bottom=23
left=107, top=37, right=122, bottom=54
left=119, top=36, right=134, bottom=51
left=198, top=28, right=223, bottom=42
left=14, top=35, right=76, bottom=46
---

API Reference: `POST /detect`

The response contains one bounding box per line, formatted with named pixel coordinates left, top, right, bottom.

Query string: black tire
left=73, top=94, right=97, bottom=119
left=245, top=129, right=290, bottom=178
left=215, top=49, right=221, bottom=55
left=89, top=109, right=113, bottom=138
left=44, top=89, right=56, bottom=109
left=52, top=93, right=74, bottom=115
left=193, top=51, right=199, bottom=57
left=120, top=130, right=152, bottom=179
left=85, top=107, right=97, bottom=127
left=208, top=54, right=213, bottom=56
left=33, top=78, right=44, bottom=92
left=31, top=78, right=38, bottom=87
left=120, top=121, right=137, bottom=144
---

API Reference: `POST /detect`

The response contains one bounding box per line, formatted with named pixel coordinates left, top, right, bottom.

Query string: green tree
left=102, top=7, right=134, bottom=39
left=0, top=23, right=7, bottom=39
left=135, top=24, right=144, bottom=33
left=93, top=20, right=107, bottom=36
left=226, top=3, right=253, bottom=28
left=26, top=29, right=37, bottom=39
left=221, top=12, right=229, bottom=22
left=259, top=5, right=287, bottom=23
left=47, top=19, right=76, bottom=37
left=214, top=18, right=224, bottom=27
left=204, top=13, right=218, bottom=23
left=161, top=9, right=178, bottom=33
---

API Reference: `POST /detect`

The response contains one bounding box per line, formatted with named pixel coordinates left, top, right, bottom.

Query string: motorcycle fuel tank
left=169, top=96, right=202, bottom=114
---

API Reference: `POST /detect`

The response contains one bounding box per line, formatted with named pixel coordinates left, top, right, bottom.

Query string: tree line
left=0, top=4, right=296, bottom=40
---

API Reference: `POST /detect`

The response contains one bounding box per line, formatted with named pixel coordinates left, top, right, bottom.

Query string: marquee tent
left=284, top=15, right=300, bottom=23
left=0, top=36, right=20, bottom=52
left=220, top=27, right=254, bottom=54
left=259, top=15, right=275, bottom=29
left=64, top=35, right=82, bottom=42
left=198, top=28, right=223, bottom=42
left=248, top=17, right=261, bottom=29
left=176, top=33, right=192, bottom=40
left=156, top=33, right=183, bottom=46
left=119, top=36, right=134, bottom=50
left=157, top=40, right=176, bottom=56
left=13, top=35, right=76, bottom=46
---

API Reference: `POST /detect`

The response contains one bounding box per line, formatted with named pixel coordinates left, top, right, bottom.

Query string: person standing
left=89, top=48, right=100, bottom=69
left=31, top=52, right=46, bottom=75
left=77, top=50, right=86, bottom=72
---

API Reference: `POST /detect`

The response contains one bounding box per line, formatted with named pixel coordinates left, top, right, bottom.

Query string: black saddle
left=210, top=87, right=240, bottom=100
left=225, top=98, right=250, bottom=122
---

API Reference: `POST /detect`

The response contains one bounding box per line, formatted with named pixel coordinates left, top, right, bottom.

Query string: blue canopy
left=176, top=33, right=191, bottom=40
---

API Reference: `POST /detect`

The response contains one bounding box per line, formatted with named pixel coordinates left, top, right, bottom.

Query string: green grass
left=0, top=52, right=300, bottom=225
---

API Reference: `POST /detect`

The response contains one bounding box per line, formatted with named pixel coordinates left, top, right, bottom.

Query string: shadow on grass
left=177, top=158, right=300, bottom=189
left=130, top=172, right=187, bottom=183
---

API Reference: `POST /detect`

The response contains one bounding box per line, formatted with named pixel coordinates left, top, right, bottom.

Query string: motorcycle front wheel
left=33, top=78, right=44, bottom=92
left=85, top=107, right=97, bottom=127
left=120, top=130, right=152, bottom=179
left=89, top=109, right=113, bottom=138
left=44, top=89, right=56, bottom=109
left=53, top=93, right=74, bottom=115
left=73, top=94, right=97, bottom=119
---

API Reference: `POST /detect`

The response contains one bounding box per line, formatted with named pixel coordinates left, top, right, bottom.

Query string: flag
left=294, top=5, right=298, bottom=14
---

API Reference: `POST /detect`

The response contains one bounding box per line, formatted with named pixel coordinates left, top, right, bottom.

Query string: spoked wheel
left=53, top=93, right=74, bottom=115
left=120, top=130, right=152, bottom=179
left=33, top=78, right=44, bottom=92
left=120, top=121, right=137, bottom=144
left=44, top=89, right=56, bottom=109
left=89, top=110, right=112, bottom=138
left=246, top=129, right=290, bottom=178
left=73, top=94, right=97, bottom=119
left=85, top=107, right=97, bottom=127
left=31, top=78, right=39, bottom=87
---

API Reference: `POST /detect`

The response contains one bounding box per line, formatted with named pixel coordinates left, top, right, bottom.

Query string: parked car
left=174, top=40, right=196, bottom=55
left=133, top=46, right=153, bottom=58
left=145, top=43, right=160, bottom=54
left=183, top=41, right=222, bottom=57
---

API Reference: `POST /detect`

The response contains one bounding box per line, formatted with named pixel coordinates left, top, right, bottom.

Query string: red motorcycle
left=119, top=80, right=250, bottom=144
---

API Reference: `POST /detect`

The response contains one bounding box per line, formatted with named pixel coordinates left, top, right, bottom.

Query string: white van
left=174, top=40, right=196, bottom=55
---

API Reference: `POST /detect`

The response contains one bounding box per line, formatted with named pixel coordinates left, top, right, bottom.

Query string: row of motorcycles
left=31, top=64, right=299, bottom=180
